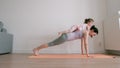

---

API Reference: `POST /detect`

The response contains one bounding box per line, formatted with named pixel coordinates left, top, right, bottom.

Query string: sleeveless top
left=66, top=24, right=87, bottom=41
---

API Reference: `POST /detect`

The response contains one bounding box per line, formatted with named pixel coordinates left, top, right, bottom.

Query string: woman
left=33, top=18, right=98, bottom=57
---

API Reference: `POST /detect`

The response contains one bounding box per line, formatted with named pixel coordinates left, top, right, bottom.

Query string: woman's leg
left=33, top=44, right=48, bottom=56
left=33, top=33, right=68, bottom=56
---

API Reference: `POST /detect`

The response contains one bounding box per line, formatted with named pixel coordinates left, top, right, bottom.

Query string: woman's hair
left=84, top=18, right=94, bottom=24
left=90, top=25, right=98, bottom=34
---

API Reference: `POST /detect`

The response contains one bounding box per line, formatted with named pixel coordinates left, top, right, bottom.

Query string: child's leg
left=33, top=44, right=48, bottom=56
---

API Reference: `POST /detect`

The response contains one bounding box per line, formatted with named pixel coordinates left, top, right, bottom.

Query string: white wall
left=0, top=0, right=107, bottom=54
left=104, top=0, right=120, bottom=50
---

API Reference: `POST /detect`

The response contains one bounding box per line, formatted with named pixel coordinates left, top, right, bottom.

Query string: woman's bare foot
left=33, top=48, right=39, bottom=56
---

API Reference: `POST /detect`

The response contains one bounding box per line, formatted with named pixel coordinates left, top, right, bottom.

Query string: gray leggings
left=48, top=33, right=68, bottom=47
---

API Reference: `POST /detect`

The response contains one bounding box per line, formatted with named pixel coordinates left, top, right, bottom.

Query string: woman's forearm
left=83, top=31, right=89, bottom=57
left=81, top=38, right=84, bottom=55
left=84, top=43, right=89, bottom=56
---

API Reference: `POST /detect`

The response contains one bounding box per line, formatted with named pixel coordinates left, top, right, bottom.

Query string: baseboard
left=106, top=50, right=120, bottom=56
left=13, top=50, right=32, bottom=53
left=0, top=52, right=11, bottom=55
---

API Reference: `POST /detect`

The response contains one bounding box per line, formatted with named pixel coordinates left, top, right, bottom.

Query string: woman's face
left=89, top=30, right=97, bottom=37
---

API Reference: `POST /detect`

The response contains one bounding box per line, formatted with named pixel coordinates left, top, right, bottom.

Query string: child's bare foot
left=33, top=48, right=39, bottom=56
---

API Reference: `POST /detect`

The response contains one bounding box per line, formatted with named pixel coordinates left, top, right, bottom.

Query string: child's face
left=87, top=21, right=93, bottom=26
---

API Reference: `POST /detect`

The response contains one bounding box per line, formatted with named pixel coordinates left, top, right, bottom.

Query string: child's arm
left=58, top=25, right=78, bottom=35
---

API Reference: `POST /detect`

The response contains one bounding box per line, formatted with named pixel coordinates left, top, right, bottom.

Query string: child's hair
left=84, top=18, right=94, bottom=24
left=90, top=25, right=98, bottom=34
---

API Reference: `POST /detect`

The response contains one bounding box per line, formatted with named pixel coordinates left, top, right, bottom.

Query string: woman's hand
left=86, top=54, right=90, bottom=57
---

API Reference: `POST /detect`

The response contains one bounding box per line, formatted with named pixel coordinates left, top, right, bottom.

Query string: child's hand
left=58, top=32, right=62, bottom=36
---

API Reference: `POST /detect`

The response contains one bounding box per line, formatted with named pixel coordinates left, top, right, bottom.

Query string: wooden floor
left=0, top=54, right=120, bottom=68
left=29, top=54, right=115, bottom=58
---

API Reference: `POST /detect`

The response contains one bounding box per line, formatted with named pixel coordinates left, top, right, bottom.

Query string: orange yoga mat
left=29, top=54, right=116, bottom=59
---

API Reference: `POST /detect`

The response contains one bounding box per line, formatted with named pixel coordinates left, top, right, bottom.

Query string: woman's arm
left=83, top=31, right=89, bottom=57
left=81, top=38, right=84, bottom=55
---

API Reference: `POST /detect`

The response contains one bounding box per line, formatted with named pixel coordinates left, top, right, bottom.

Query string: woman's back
left=66, top=24, right=87, bottom=41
